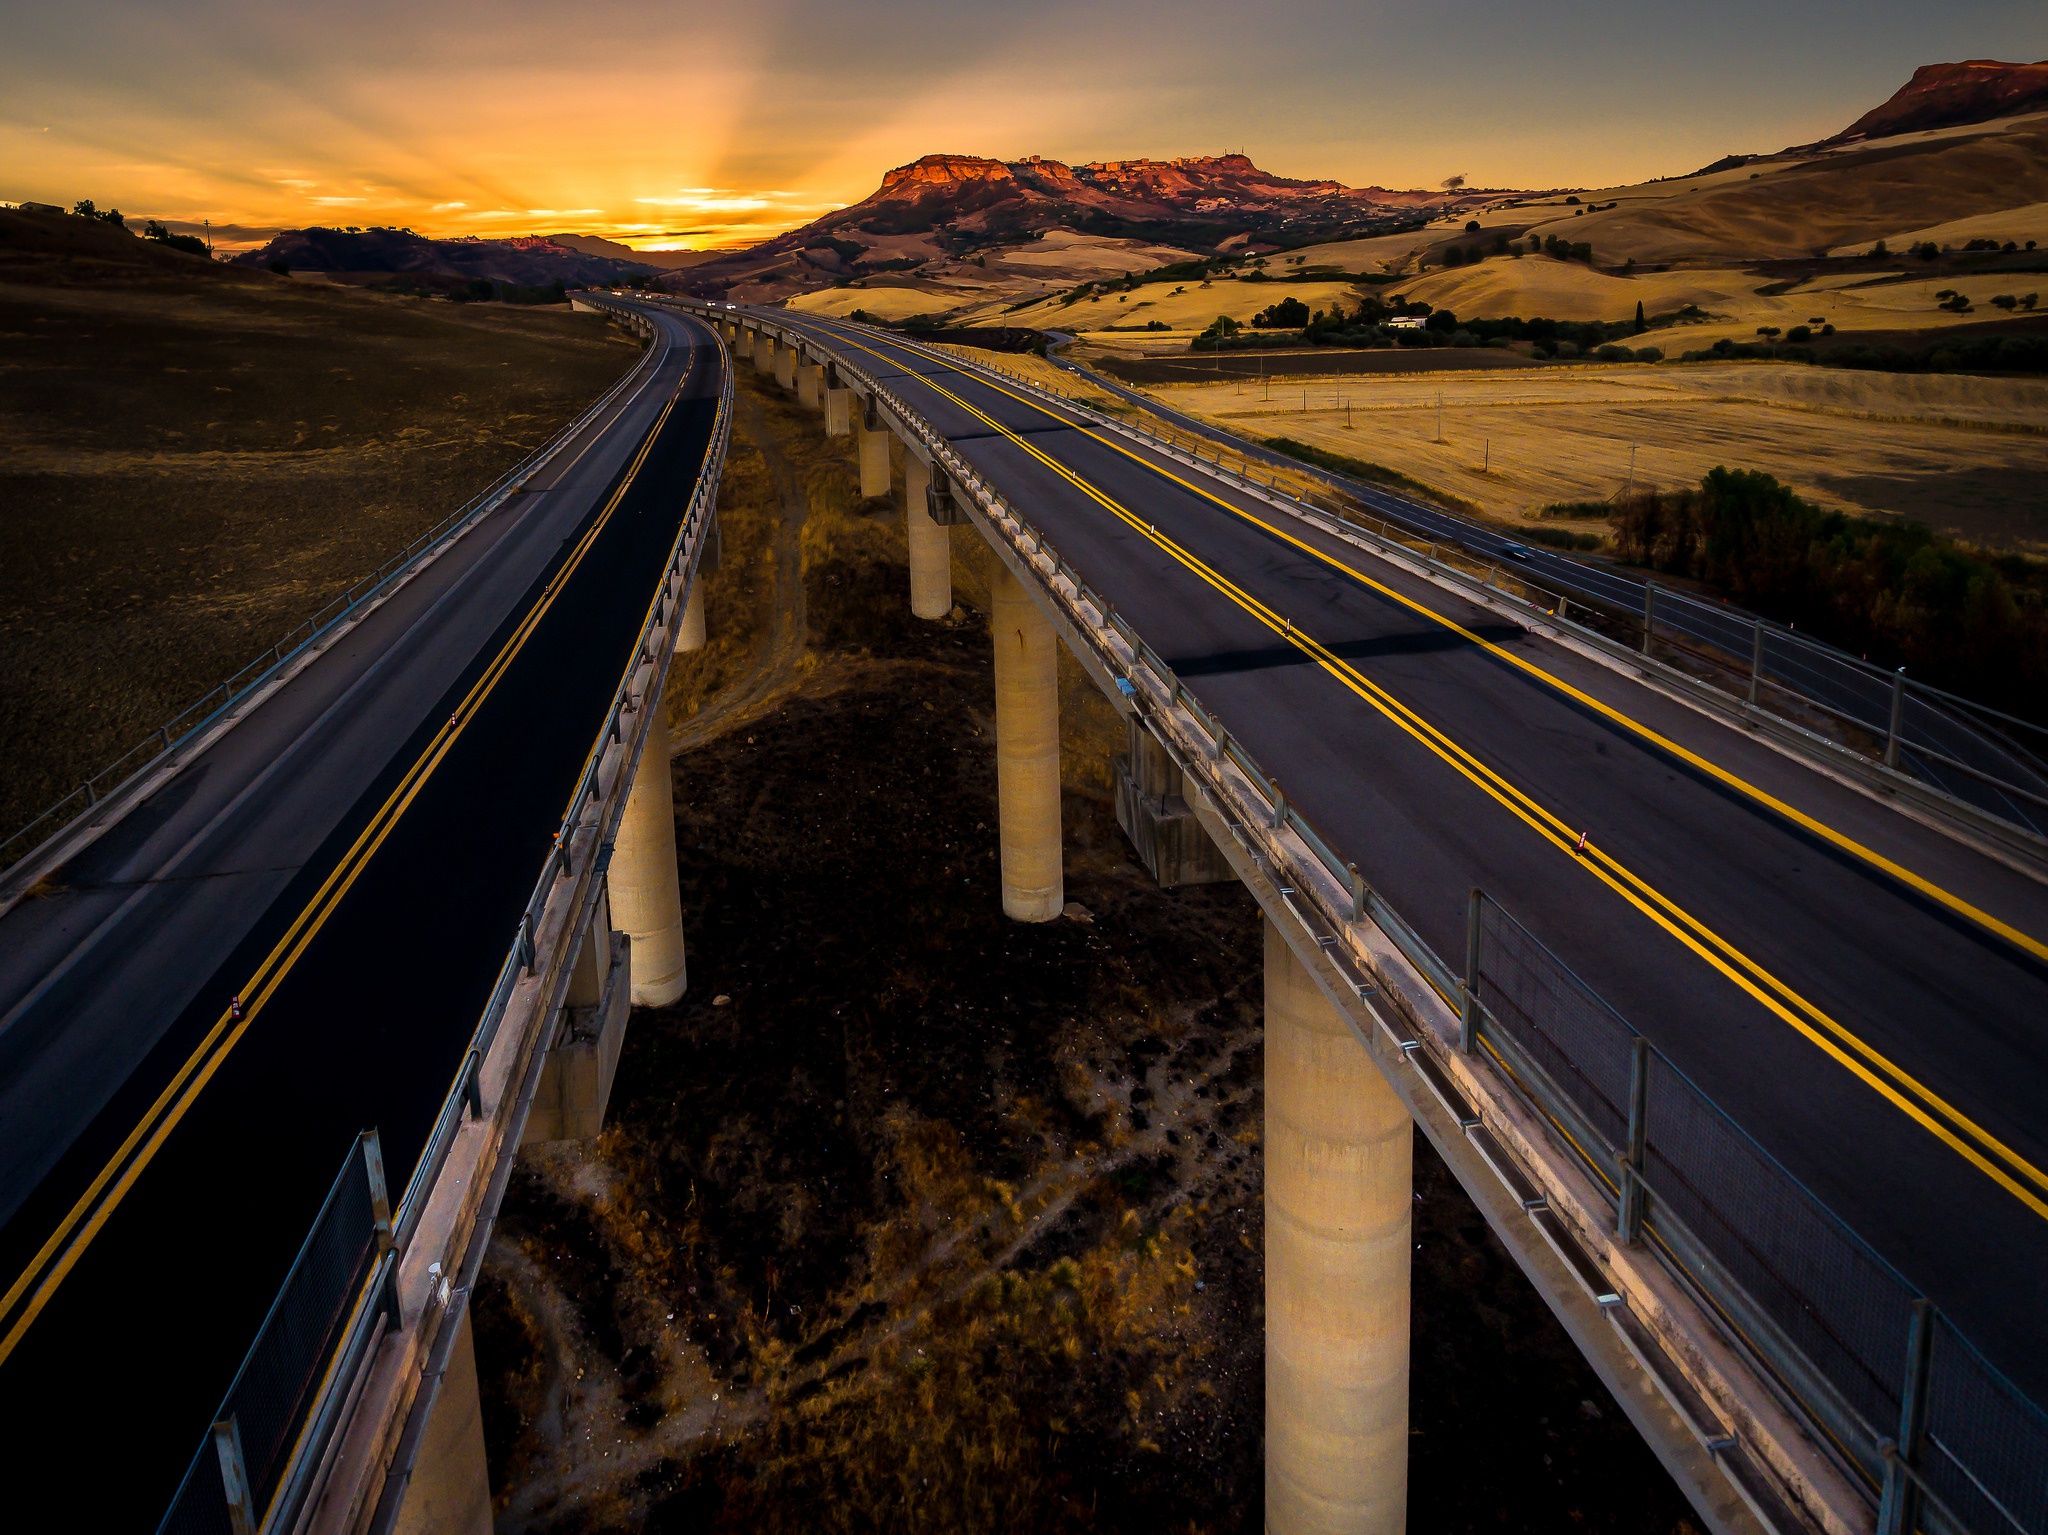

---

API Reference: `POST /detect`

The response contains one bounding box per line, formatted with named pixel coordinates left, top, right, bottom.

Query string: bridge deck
left=0, top=306, right=725, bottom=1524
left=778, top=313, right=2048, bottom=1404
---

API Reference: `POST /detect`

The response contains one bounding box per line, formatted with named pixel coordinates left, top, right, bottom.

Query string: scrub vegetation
left=0, top=206, right=639, bottom=846
left=471, top=369, right=1700, bottom=1534
left=1611, top=469, right=2048, bottom=719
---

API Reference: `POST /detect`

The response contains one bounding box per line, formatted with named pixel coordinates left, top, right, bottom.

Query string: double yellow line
left=824, top=324, right=2048, bottom=1221
left=0, top=382, right=682, bottom=1369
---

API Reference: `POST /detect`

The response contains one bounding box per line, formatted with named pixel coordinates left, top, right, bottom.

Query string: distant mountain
left=1826, top=59, right=2048, bottom=144
left=232, top=227, right=654, bottom=286
left=785, top=151, right=1487, bottom=247
left=669, top=150, right=1506, bottom=301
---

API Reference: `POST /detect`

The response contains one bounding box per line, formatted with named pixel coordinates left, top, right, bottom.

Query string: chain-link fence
left=1471, top=893, right=2048, bottom=1535
left=157, top=1133, right=390, bottom=1535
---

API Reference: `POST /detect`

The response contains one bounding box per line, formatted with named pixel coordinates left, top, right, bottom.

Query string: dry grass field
left=0, top=209, right=640, bottom=843
left=1392, top=258, right=2046, bottom=345
left=1146, top=361, right=2048, bottom=550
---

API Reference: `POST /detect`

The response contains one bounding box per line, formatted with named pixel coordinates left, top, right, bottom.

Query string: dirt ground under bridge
left=469, top=367, right=1703, bottom=1534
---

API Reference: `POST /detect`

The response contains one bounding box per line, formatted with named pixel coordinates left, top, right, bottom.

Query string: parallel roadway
left=0, top=305, right=725, bottom=1525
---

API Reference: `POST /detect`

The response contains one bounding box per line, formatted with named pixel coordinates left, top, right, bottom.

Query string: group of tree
left=64, top=198, right=211, bottom=257
left=1679, top=332, right=2048, bottom=375
left=1612, top=468, right=2048, bottom=722
left=1197, top=295, right=1666, bottom=357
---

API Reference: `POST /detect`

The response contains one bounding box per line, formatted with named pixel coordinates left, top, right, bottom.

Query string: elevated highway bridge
left=0, top=293, right=2041, bottom=1535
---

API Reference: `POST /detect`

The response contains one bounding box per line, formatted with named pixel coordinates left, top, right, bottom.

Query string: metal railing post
left=214, top=1414, right=258, bottom=1535
left=1748, top=619, right=1765, bottom=705
left=1641, top=580, right=1656, bottom=656
left=1348, top=862, right=1367, bottom=924
left=1617, top=1037, right=1650, bottom=1243
left=362, top=1129, right=393, bottom=1252
left=1876, top=1299, right=1933, bottom=1535
left=1884, top=670, right=1906, bottom=770
left=1459, top=887, right=1482, bottom=1054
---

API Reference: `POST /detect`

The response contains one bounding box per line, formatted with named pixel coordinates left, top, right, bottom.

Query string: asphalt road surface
left=0, top=303, right=723, bottom=1525
left=772, top=311, right=2048, bottom=1402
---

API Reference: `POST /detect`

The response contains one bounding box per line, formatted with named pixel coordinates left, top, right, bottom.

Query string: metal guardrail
left=152, top=301, right=733, bottom=1535
left=729, top=307, right=2048, bottom=1535
left=0, top=315, right=666, bottom=890
left=944, top=347, right=2048, bottom=852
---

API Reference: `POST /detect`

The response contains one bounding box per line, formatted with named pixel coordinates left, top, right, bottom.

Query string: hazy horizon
left=2, top=0, right=2042, bottom=251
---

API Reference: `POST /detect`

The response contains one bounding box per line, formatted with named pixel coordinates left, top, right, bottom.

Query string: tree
left=1634, top=300, right=1646, bottom=334
left=1991, top=294, right=2019, bottom=311
left=1465, top=219, right=1480, bottom=232
left=1756, top=325, right=1781, bottom=340
left=1441, top=174, right=1467, bottom=191
left=72, top=199, right=97, bottom=218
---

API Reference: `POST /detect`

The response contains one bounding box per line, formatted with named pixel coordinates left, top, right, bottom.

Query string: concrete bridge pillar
left=824, top=385, right=851, bottom=436
left=390, top=1310, right=492, bottom=1535
left=857, top=405, right=892, bottom=500
left=774, top=340, right=796, bottom=391
left=903, top=454, right=952, bottom=619
left=990, top=566, right=1062, bottom=921
left=751, top=331, right=773, bottom=376
left=610, top=703, right=687, bottom=1005
left=1264, top=916, right=1411, bottom=1535
left=796, top=361, right=823, bottom=410
left=678, top=578, right=706, bottom=655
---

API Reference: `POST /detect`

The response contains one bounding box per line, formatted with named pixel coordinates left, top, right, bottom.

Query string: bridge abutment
left=610, top=703, right=688, bottom=1005
left=991, top=564, right=1063, bottom=921
left=903, top=453, right=953, bottom=619
left=1264, top=915, right=1411, bottom=1535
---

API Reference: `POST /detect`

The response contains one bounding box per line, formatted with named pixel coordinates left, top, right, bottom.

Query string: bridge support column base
left=857, top=419, right=891, bottom=500
left=1115, top=721, right=1234, bottom=887
left=904, top=454, right=952, bottom=619
left=824, top=386, right=851, bottom=436
left=992, top=566, right=1062, bottom=921
left=611, top=705, right=687, bottom=1005
left=1265, top=915, right=1410, bottom=1535
left=391, top=1309, right=492, bottom=1535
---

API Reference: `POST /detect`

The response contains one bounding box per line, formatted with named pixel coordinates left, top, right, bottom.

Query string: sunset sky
left=2, top=0, right=2040, bottom=251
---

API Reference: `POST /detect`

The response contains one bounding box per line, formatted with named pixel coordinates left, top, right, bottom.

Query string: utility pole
left=1436, top=389, right=1444, bottom=444
left=1625, top=442, right=1638, bottom=496
left=1483, top=438, right=1490, bottom=474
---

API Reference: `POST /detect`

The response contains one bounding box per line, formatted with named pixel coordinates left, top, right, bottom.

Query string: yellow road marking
left=869, top=325, right=2048, bottom=968
left=813, top=322, right=2048, bottom=1220
left=0, top=379, right=684, bottom=1368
